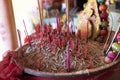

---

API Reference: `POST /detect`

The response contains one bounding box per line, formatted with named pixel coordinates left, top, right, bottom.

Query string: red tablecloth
left=0, top=51, right=115, bottom=80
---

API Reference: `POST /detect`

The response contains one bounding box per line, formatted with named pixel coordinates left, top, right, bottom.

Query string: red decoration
left=35, top=24, right=41, bottom=34
left=100, top=29, right=108, bottom=36
left=100, top=12, right=108, bottom=20
left=24, top=35, right=33, bottom=44
left=99, top=4, right=107, bottom=12
left=0, top=51, right=23, bottom=80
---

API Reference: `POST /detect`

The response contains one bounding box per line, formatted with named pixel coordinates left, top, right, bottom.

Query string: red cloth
left=0, top=51, right=115, bottom=80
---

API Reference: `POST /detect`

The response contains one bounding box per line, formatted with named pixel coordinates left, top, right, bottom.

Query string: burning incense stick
left=17, top=29, right=22, bottom=48
left=66, top=41, right=70, bottom=72
left=23, top=20, right=28, bottom=36
left=23, top=20, right=32, bottom=48
left=84, top=21, right=89, bottom=59
left=38, top=0, right=44, bottom=28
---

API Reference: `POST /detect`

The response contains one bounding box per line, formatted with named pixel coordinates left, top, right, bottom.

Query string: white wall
left=12, top=0, right=38, bottom=44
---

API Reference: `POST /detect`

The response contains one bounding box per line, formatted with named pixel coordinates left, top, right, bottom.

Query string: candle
left=17, top=29, right=22, bottom=48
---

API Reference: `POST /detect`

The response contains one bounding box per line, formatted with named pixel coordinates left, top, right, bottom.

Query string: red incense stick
left=78, top=45, right=81, bottom=58
left=23, top=20, right=32, bottom=47
left=71, top=40, right=75, bottom=54
left=88, top=58, right=93, bottom=68
left=84, top=21, right=88, bottom=59
left=17, top=29, right=22, bottom=48
left=66, top=50, right=70, bottom=72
